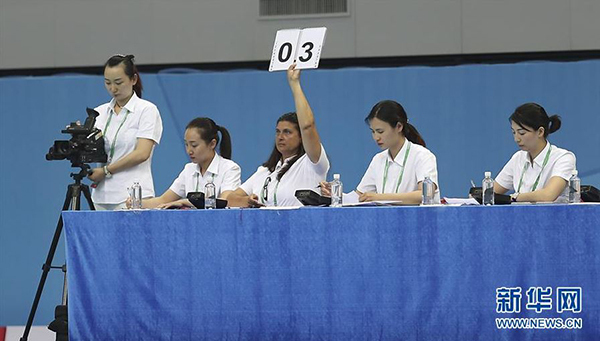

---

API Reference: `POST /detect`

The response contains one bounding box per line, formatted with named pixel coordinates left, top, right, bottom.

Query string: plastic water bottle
left=482, top=171, right=495, bottom=205
left=422, top=176, right=435, bottom=205
left=130, top=180, right=142, bottom=209
left=331, top=173, right=343, bottom=207
left=204, top=178, right=216, bottom=209
left=568, top=170, right=581, bottom=203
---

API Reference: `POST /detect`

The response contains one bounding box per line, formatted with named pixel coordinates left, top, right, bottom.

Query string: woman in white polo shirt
left=88, top=54, right=163, bottom=210
left=141, top=117, right=241, bottom=209
left=494, top=103, right=576, bottom=202
left=346, top=100, right=440, bottom=204
left=227, top=64, right=330, bottom=207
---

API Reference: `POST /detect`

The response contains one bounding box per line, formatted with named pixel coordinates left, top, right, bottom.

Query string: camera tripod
left=21, top=164, right=95, bottom=341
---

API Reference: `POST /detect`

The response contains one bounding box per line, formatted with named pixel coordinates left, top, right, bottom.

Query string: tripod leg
left=20, top=185, right=74, bottom=341
left=81, top=184, right=95, bottom=211
left=48, top=265, right=68, bottom=341
left=71, top=183, right=81, bottom=211
left=49, top=186, right=83, bottom=339
left=61, top=266, right=68, bottom=306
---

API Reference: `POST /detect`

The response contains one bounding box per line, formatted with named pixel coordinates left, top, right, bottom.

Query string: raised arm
left=287, top=64, right=321, bottom=163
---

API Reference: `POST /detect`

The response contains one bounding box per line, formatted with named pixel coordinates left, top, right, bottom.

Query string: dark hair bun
left=548, top=114, right=562, bottom=134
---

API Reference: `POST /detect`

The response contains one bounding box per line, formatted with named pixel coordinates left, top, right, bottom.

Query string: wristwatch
left=510, top=192, right=519, bottom=202
left=103, top=165, right=113, bottom=179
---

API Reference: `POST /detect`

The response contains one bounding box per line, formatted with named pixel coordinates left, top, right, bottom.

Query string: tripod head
left=69, top=162, right=92, bottom=185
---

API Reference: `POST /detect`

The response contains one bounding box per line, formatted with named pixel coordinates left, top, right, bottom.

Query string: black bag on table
left=581, top=185, right=600, bottom=202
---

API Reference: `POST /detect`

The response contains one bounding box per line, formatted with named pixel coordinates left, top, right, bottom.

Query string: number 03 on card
left=269, top=27, right=327, bottom=72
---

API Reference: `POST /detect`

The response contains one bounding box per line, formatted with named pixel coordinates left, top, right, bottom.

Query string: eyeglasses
left=261, top=176, right=272, bottom=203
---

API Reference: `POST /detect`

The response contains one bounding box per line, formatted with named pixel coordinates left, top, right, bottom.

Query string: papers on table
left=342, top=191, right=360, bottom=204
left=343, top=200, right=405, bottom=207
left=443, top=197, right=480, bottom=205
left=260, top=205, right=301, bottom=210
left=341, top=191, right=405, bottom=206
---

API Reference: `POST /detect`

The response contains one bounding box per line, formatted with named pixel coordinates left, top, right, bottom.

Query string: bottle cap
left=572, top=170, right=578, bottom=176
left=333, top=173, right=340, bottom=180
left=485, top=171, right=491, bottom=177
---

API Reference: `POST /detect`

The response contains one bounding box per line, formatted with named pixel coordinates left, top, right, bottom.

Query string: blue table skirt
left=63, top=205, right=600, bottom=340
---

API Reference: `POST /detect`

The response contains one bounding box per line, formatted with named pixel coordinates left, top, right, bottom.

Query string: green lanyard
left=273, top=180, right=280, bottom=206
left=382, top=142, right=411, bottom=193
left=517, top=145, right=552, bottom=193
left=103, top=106, right=130, bottom=163
left=260, top=159, right=291, bottom=206
left=260, top=176, right=280, bottom=206
left=195, top=173, right=216, bottom=192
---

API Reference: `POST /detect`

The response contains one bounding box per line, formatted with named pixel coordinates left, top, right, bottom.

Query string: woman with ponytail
left=494, top=103, right=576, bottom=202
left=357, top=100, right=440, bottom=204
left=141, top=117, right=241, bottom=209
left=88, top=54, right=163, bottom=210
left=322, top=100, right=439, bottom=204
left=227, top=64, right=330, bottom=207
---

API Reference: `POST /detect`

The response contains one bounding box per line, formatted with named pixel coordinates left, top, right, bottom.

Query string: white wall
left=0, top=0, right=599, bottom=69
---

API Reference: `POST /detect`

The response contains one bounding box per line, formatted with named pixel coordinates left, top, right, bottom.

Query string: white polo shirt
left=169, top=153, right=241, bottom=198
left=495, top=142, right=576, bottom=202
left=239, top=144, right=330, bottom=207
left=92, top=94, right=163, bottom=204
left=356, top=140, right=441, bottom=202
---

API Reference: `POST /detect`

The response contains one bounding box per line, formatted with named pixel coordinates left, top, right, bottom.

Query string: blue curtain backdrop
left=1, top=60, right=599, bottom=325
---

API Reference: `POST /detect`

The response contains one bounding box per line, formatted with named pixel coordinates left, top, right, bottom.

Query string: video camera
left=46, top=108, right=107, bottom=166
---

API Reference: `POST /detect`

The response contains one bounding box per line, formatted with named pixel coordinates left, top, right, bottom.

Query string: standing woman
left=494, top=103, right=576, bottom=202
left=227, top=64, right=330, bottom=207
left=142, top=117, right=241, bottom=209
left=88, top=54, right=163, bottom=210
left=334, top=100, right=440, bottom=204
